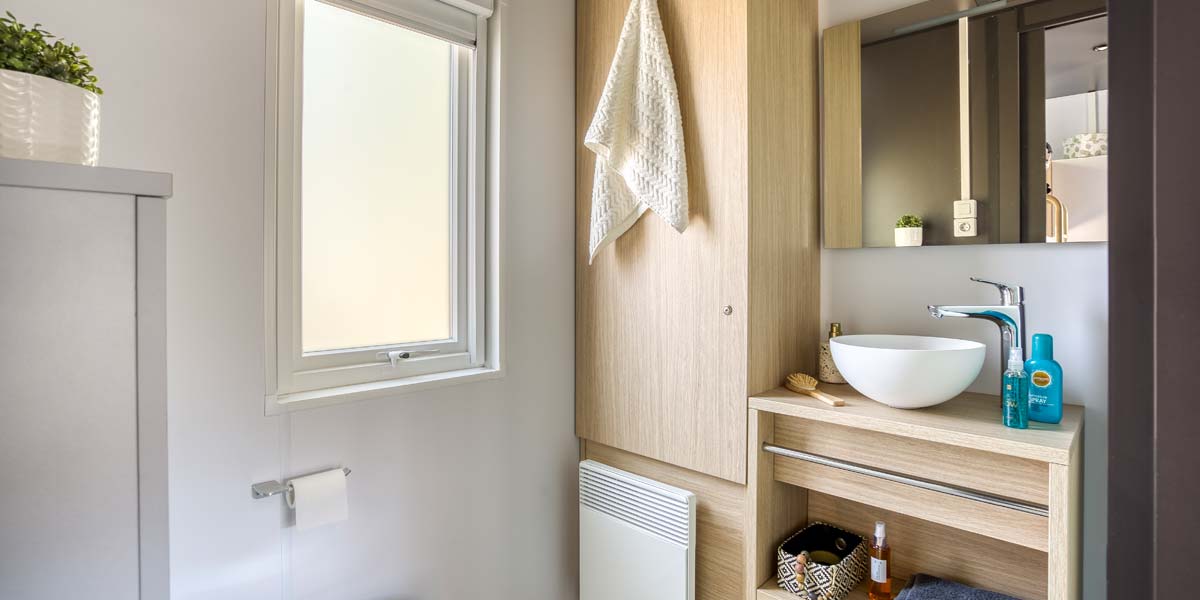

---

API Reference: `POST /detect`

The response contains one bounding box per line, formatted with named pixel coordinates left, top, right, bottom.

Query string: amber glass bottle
left=868, top=521, right=891, bottom=600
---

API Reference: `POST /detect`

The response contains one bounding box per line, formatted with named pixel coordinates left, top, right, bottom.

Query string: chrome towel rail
left=761, top=443, right=1049, bottom=518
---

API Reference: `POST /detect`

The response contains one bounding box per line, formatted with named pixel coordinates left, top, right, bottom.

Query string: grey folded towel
left=895, top=574, right=1019, bottom=600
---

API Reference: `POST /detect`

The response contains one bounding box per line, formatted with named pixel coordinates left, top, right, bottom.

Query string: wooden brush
left=785, top=373, right=845, bottom=406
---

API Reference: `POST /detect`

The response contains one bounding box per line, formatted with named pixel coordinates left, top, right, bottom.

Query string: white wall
left=819, top=1, right=1108, bottom=598
left=6, top=1, right=577, bottom=598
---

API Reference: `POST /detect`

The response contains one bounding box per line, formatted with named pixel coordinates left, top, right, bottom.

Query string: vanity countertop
left=750, top=385, right=1083, bottom=465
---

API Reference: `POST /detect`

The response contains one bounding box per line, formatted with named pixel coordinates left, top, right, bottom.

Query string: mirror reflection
left=823, top=0, right=1109, bottom=248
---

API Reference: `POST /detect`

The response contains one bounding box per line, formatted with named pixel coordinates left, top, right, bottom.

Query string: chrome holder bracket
left=251, top=467, right=351, bottom=500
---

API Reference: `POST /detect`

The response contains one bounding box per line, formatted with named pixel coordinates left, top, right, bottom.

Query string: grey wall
left=3, top=1, right=577, bottom=598
left=820, top=1, right=1108, bottom=598
left=861, top=23, right=963, bottom=246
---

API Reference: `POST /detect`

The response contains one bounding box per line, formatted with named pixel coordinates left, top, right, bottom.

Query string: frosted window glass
left=301, top=0, right=453, bottom=352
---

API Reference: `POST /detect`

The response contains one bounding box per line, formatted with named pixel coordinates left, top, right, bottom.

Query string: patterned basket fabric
left=1062, top=133, right=1107, bottom=159
left=777, top=522, right=869, bottom=600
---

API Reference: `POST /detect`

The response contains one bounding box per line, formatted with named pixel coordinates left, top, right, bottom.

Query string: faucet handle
left=970, top=277, right=1024, bottom=305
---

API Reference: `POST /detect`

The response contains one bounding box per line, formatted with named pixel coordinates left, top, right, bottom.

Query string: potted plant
left=0, top=12, right=102, bottom=165
left=894, top=214, right=923, bottom=247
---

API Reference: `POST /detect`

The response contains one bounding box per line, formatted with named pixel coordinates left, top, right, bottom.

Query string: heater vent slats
left=579, top=460, right=694, bottom=547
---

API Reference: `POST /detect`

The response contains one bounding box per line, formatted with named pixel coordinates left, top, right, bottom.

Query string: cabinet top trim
left=0, top=158, right=172, bottom=198
left=749, top=385, right=1082, bottom=464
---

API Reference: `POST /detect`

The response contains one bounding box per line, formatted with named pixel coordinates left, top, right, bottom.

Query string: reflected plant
left=0, top=12, right=101, bottom=94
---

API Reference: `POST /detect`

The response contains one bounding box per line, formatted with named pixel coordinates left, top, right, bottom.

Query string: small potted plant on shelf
left=894, top=214, right=923, bottom=247
left=0, top=12, right=102, bottom=165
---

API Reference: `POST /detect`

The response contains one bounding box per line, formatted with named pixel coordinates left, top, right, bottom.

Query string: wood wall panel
left=575, top=0, right=750, bottom=483
left=821, top=21, right=863, bottom=248
left=584, top=441, right=747, bottom=600
left=746, top=0, right=821, bottom=395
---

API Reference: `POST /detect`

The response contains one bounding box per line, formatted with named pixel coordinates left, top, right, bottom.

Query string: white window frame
left=264, top=0, right=500, bottom=413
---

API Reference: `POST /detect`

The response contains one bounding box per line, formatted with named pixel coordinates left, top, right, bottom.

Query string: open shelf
left=757, top=578, right=904, bottom=600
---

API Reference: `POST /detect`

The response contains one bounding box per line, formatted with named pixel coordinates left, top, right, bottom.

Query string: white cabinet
left=0, top=159, right=171, bottom=599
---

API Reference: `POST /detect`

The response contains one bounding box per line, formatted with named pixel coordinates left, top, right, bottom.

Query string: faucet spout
left=926, top=285, right=1022, bottom=379
left=928, top=305, right=969, bottom=319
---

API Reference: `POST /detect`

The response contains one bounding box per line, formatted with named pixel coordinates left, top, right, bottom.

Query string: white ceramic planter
left=0, top=69, right=100, bottom=166
left=894, top=226, right=923, bottom=247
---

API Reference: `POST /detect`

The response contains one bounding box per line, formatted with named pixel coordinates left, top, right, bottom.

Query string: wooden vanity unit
left=746, top=385, right=1083, bottom=600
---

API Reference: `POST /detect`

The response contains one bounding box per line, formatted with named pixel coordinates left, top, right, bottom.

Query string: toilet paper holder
left=251, top=468, right=351, bottom=500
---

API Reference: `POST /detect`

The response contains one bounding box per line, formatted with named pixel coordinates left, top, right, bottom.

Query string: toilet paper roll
left=286, top=468, right=349, bottom=530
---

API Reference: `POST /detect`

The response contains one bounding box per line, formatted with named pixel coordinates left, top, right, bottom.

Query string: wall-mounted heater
left=579, top=460, right=696, bottom=600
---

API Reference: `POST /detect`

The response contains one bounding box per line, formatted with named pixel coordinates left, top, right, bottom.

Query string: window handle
left=377, top=349, right=440, bottom=367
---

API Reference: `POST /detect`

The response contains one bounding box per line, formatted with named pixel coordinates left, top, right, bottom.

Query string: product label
left=870, top=557, right=887, bottom=583
left=1031, top=370, right=1053, bottom=388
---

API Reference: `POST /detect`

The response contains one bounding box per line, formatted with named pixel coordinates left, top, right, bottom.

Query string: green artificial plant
left=0, top=12, right=101, bottom=94
left=895, top=214, right=923, bottom=229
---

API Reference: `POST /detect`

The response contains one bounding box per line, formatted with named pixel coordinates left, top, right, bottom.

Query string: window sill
left=265, top=365, right=503, bottom=415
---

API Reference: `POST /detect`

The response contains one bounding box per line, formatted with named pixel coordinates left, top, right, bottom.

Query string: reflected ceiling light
left=1093, top=43, right=1109, bottom=52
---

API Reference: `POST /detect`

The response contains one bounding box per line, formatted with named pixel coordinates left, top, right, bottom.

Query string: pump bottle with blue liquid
left=1002, top=347, right=1029, bottom=429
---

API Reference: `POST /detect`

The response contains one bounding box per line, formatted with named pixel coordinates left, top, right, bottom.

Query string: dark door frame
left=1108, top=0, right=1200, bottom=597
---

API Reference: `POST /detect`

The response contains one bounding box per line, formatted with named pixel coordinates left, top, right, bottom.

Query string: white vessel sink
left=829, top=335, right=986, bottom=409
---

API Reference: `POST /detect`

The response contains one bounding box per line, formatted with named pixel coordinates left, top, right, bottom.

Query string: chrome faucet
left=928, top=277, right=1026, bottom=380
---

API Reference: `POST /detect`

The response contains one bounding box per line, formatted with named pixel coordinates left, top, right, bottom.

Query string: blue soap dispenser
left=1002, top=347, right=1029, bottom=429
left=1025, top=333, right=1064, bottom=424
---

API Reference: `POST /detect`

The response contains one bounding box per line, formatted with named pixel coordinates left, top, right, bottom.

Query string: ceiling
left=1044, top=15, right=1108, bottom=98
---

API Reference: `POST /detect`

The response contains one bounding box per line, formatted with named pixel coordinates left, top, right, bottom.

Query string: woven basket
left=777, top=522, right=868, bottom=600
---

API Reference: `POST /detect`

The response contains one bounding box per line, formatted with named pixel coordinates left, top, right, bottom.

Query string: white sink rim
left=831, top=334, right=985, bottom=352
left=830, top=334, right=986, bottom=409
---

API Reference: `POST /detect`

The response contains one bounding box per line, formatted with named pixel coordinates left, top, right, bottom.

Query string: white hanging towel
left=585, top=0, right=688, bottom=263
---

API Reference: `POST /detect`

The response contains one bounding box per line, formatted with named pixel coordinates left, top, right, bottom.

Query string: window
left=267, top=0, right=496, bottom=410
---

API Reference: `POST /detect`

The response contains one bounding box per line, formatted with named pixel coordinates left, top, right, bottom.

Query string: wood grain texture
left=584, top=441, right=746, bottom=600
left=1047, top=437, right=1082, bottom=599
left=576, top=0, right=750, bottom=483
left=774, top=415, right=1050, bottom=505
left=774, top=455, right=1049, bottom=551
left=808, top=492, right=1048, bottom=600
left=576, top=0, right=821, bottom=484
left=821, top=20, right=863, bottom=249
left=746, top=0, right=821, bottom=396
left=744, top=410, right=807, bottom=598
left=747, top=388, right=1082, bottom=599
left=750, top=386, right=1083, bottom=464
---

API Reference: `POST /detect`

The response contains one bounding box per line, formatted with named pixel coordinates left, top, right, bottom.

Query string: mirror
left=822, top=0, right=1109, bottom=248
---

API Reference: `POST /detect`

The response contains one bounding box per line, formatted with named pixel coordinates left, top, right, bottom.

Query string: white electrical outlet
left=954, top=217, right=978, bottom=237
left=954, top=199, right=977, bottom=218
